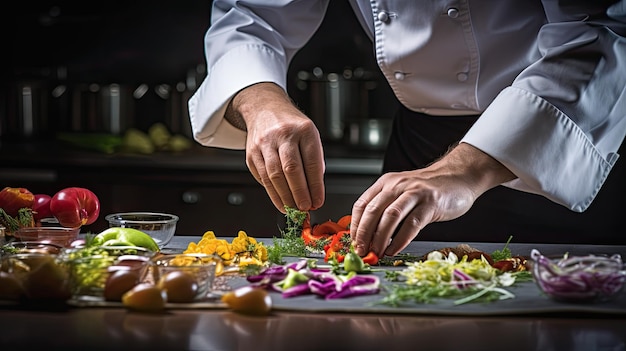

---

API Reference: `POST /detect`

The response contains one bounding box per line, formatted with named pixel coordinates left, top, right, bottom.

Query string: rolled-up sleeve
left=188, top=0, right=329, bottom=149
left=462, top=5, right=626, bottom=212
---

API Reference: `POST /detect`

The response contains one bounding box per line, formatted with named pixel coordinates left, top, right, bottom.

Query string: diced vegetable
left=247, top=259, right=380, bottom=300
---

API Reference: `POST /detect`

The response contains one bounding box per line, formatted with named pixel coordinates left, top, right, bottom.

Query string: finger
left=264, top=150, right=297, bottom=210
left=349, top=181, right=382, bottom=243
left=384, top=204, right=434, bottom=256
left=351, top=188, right=391, bottom=256
left=247, top=150, right=292, bottom=212
left=368, top=197, right=412, bottom=257
left=278, top=143, right=311, bottom=210
left=300, top=139, right=326, bottom=210
left=246, top=155, right=263, bottom=185
left=264, top=181, right=289, bottom=213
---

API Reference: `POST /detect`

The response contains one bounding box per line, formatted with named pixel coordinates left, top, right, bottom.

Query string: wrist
left=225, top=82, right=293, bottom=131
left=432, top=142, right=516, bottom=195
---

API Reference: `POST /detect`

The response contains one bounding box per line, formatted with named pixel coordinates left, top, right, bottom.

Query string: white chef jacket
left=188, top=0, right=626, bottom=213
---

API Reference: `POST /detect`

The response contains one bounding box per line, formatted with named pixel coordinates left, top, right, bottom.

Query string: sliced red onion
left=309, top=279, right=337, bottom=296
left=452, top=268, right=479, bottom=289
left=281, top=283, right=312, bottom=298
left=530, top=249, right=626, bottom=301
left=326, top=282, right=380, bottom=299
left=251, top=260, right=381, bottom=299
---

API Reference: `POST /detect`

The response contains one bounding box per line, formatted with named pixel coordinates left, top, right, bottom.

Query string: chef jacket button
left=456, top=72, right=468, bottom=82
left=394, top=72, right=405, bottom=80
left=378, top=11, right=390, bottom=23
left=447, top=8, right=459, bottom=18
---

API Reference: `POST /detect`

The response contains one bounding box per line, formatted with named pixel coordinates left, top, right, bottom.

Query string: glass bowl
left=150, top=253, right=221, bottom=303
left=0, top=252, right=71, bottom=301
left=105, top=212, right=179, bottom=249
left=1, top=241, right=64, bottom=257
left=530, top=249, right=626, bottom=303
left=62, top=246, right=155, bottom=300
left=13, top=226, right=80, bottom=248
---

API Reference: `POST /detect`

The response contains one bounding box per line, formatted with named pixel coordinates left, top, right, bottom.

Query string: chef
left=188, top=1, right=626, bottom=257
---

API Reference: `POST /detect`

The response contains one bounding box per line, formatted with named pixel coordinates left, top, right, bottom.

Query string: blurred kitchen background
left=1, top=0, right=399, bottom=237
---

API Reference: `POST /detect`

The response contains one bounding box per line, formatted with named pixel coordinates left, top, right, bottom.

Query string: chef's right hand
left=225, top=82, right=326, bottom=213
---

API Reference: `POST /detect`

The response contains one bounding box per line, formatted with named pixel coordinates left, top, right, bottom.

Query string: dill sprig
left=266, top=206, right=308, bottom=264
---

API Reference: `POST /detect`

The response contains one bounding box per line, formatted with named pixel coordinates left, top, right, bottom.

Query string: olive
left=157, top=270, right=199, bottom=303
left=122, top=283, right=166, bottom=313
left=221, top=286, right=272, bottom=316
left=104, top=269, right=141, bottom=302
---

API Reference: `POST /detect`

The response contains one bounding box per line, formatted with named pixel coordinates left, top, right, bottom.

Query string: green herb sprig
left=266, top=206, right=308, bottom=264
left=491, top=235, right=513, bottom=262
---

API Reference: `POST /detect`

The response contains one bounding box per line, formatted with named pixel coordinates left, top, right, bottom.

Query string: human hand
left=349, top=143, right=516, bottom=257
left=226, top=83, right=325, bottom=212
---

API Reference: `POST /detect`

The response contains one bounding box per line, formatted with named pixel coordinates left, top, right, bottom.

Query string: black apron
left=382, top=105, right=625, bottom=245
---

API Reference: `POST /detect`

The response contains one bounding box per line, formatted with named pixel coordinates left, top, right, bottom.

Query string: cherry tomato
left=157, top=270, right=199, bottom=303
left=104, top=270, right=142, bottom=302
left=221, top=286, right=272, bottom=316
left=122, top=283, right=166, bottom=313
left=49, top=187, right=100, bottom=228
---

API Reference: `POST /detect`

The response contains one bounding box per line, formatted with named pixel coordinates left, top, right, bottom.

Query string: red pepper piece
left=301, top=213, right=327, bottom=246
left=323, top=230, right=351, bottom=262
left=362, top=251, right=379, bottom=265
left=312, top=220, right=345, bottom=237
left=336, top=215, right=352, bottom=229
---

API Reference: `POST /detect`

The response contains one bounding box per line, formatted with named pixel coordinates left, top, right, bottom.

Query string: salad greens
left=377, top=251, right=522, bottom=306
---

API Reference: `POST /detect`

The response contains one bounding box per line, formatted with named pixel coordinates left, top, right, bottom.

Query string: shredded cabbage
left=397, top=252, right=517, bottom=304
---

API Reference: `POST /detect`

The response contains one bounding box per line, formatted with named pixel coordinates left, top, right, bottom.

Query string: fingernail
left=354, top=244, right=364, bottom=256
left=297, top=202, right=312, bottom=211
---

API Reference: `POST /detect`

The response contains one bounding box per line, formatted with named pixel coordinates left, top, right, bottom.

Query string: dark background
left=1, top=0, right=392, bottom=237
left=3, top=0, right=396, bottom=135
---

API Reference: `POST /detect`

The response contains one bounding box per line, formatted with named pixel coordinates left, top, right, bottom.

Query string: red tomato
left=32, top=194, right=53, bottom=221
left=0, top=187, right=34, bottom=217
left=49, top=187, right=101, bottom=228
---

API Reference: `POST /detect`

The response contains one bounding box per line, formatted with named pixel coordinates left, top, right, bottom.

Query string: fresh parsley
left=491, top=235, right=513, bottom=262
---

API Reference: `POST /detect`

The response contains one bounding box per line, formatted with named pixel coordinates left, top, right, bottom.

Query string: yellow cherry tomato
left=221, top=286, right=272, bottom=316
